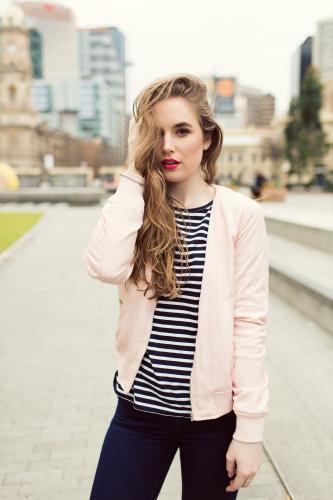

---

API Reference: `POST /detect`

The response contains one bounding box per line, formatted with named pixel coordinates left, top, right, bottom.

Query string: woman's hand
left=225, top=438, right=263, bottom=492
left=127, top=116, right=141, bottom=170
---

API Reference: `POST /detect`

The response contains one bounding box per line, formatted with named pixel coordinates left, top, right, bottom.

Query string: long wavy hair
left=126, top=73, right=223, bottom=300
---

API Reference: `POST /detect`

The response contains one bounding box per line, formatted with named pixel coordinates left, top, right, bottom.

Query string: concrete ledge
left=267, top=231, right=333, bottom=336
left=0, top=188, right=105, bottom=206
left=269, top=264, right=333, bottom=336
left=266, top=217, right=333, bottom=254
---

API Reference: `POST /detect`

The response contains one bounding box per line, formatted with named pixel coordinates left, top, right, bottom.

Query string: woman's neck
left=168, top=178, right=216, bottom=210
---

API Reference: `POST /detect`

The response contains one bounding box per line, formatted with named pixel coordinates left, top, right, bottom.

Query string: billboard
left=214, top=77, right=236, bottom=114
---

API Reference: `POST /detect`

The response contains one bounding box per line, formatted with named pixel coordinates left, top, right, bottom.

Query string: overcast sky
left=5, top=0, right=333, bottom=117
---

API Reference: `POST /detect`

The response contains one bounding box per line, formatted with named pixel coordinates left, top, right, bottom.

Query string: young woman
left=84, top=73, right=269, bottom=500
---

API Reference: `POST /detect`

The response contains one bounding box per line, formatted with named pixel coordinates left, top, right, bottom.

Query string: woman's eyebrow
left=173, top=122, right=193, bottom=128
left=157, top=122, right=193, bottom=132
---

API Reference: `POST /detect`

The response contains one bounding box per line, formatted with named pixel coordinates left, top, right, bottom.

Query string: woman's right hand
left=127, top=116, right=140, bottom=169
left=125, top=116, right=145, bottom=182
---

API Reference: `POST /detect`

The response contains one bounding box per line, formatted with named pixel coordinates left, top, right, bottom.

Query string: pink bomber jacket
left=83, top=168, right=270, bottom=443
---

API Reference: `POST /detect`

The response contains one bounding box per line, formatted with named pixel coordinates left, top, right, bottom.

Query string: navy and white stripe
left=113, top=198, right=213, bottom=418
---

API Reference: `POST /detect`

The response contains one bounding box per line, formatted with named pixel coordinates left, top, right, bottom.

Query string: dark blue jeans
left=90, top=396, right=239, bottom=499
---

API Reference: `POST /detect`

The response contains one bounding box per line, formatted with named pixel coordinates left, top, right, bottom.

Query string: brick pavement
left=0, top=203, right=289, bottom=499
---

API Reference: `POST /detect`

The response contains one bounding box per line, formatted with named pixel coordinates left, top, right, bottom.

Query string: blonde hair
left=127, top=73, right=223, bottom=300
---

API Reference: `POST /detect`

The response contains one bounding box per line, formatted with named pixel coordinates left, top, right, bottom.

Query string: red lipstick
left=161, top=157, right=180, bottom=170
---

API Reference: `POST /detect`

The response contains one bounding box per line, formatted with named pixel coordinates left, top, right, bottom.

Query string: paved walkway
left=0, top=202, right=291, bottom=499
left=2, top=192, right=333, bottom=499
left=264, top=293, right=333, bottom=499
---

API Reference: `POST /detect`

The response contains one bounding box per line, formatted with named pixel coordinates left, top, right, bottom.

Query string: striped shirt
left=113, top=198, right=214, bottom=418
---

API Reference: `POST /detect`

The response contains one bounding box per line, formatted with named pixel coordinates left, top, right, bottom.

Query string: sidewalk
left=264, top=292, right=333, bottom=498
left=0, top=202, right=297, bottom=498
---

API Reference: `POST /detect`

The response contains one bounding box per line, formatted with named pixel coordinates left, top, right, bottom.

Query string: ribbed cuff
left=232, top=415, right=265, bottom=443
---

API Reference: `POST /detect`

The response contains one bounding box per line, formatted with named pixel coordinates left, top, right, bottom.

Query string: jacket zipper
left=190, top=372, right=194, bottom=421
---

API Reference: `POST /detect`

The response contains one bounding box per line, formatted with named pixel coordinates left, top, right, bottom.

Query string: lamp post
left=40, top=153, right=54, bottom=188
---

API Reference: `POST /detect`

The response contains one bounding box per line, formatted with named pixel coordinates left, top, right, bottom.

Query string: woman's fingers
left=226, top=457, right=236, bottom=478
left=226, top=472, right=256, bottom=492
left=128, top=116, right=142, bottom=148
left=127, top=117, right=136, bottom=164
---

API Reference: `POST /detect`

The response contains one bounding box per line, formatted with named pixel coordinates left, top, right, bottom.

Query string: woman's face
left=153, top=96, right=211, bottom=183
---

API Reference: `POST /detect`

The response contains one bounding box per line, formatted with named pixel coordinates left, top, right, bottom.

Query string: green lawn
left=0, top=212, right=45, bottom=252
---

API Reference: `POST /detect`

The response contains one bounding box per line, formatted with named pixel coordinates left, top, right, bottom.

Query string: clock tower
left=0, top=3, right=45, bottom=169
left=0, top=3, right=39, bottom=127
left=0, top=4, right=82, bottom=172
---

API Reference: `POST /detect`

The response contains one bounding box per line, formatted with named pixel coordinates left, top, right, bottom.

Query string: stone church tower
left=0, top=3, right=42, bottom=169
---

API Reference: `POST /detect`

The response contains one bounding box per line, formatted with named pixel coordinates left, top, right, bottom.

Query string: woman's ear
left=203, top=135, right=212, bottom=151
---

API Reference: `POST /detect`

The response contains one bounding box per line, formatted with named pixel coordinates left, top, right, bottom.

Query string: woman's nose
left=162, top=134, right=175, bottom=153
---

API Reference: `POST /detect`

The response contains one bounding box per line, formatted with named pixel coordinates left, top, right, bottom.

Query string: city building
left=78, top=26, right=126, bottom=103
left=0, top=3, right=40, bottom=169
left=31, top=78, right=80, bottom=136
left=291, top=36, right=313, bottom=98
left=78, top=26, right=128, bottom=162
left=203, top=76, right=275, bottom=128
left=30, top=75, right=121, bottom=162
left=79, top=75, right=120, bottom=150
left=259, top=93, right=275, bottom=128
left=203, top=76, right=246, bottom=128
left=323, top=79, right=333, bottom=114
left=313, top=15, right=333, bottom=83
left=313, top=14, right=333, bottom=135
left=0, top=4, right=82, bottom=170
left=16, top=1, right=79, bottom=79
left=16, top=1, right=81, bottom=137
left=238, top=85, right=275, bottom=127
left=200, top=76, right=277, bottom=184
left=13, top=2, right=127, bottom=163
left=215, top=125, right=275, bottom=185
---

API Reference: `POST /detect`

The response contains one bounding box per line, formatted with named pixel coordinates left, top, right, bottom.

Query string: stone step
left=265, top=213, right=333, bottom=254
left=261, top=196, right=333, bottom=253
left=267, top=233, right=333, bottom=336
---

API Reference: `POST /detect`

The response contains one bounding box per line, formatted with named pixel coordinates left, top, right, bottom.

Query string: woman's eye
left=158, top=128, right=189, bottom=138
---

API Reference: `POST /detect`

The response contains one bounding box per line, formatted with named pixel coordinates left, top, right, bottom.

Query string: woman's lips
left=161, top=162, right=180, bottom=170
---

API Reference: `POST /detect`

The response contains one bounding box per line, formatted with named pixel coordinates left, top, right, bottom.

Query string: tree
left=284, top=65, right=330, bottom=183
